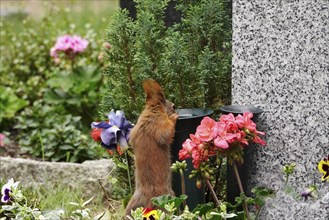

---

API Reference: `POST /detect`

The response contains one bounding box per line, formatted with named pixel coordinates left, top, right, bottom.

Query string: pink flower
left=179, top=112, right=266, bottom=170
left=50, top=34, right=89, bottom=59
left=214, top=137, right=229, bottom=149
left=0, top=133, right=5, bottom=147
left=179, top=139, right=194, bottom=160
left=54, top=34, right=72, bottom=51
left=253, top=132, right=266, bottom=146
left=196, top=117, right=218, bottom=142
left=71, top=35, right=89, bottom=52
left=179, top=134, right=201, bottom=160
left=179, top=134, right=211, bottom=169
left=191, top=150, right=202, bottom=169
left=219, top=113, right=239, bottom=132
left=191, top=146, right=206, bottom=169
left=213, top=122, right=238, bottom=149
left=235, top=112, right=256, bottom=132
left=235, top=130, right=249, bottom=146
left=235, top=112, right=266, bottom=146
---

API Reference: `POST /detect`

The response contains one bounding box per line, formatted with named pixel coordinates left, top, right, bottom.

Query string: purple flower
left=91, top=110, right=133, bottom=150
left=300, top=185, right=317, bottom=201
left=1, top=178, right=19, bottom=203
left=50, top=34, right=89, bottom=59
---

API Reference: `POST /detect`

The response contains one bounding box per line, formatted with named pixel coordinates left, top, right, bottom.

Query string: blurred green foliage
left=0, top=1, right=116, bottom=162
left=0, top=86, right=28, bottom=123
left=101, top=0, right=232, bottom=122
left=14, top=101, right=104, bottom=162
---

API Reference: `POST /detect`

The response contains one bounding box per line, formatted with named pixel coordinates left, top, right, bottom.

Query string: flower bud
left=98, top=52, right=104, bottom=62
left=245, top=129, right=250, bottom=134
left=103, top=42, right=112, bottom=49
left=196, top=179, right=202, bottom=189
left=204, top=149, right=208, bottom=157
left=204, top=172, right=210, bottom=180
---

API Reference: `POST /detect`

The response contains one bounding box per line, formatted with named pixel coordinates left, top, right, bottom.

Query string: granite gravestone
left=232, top=0, right=328, bottom=219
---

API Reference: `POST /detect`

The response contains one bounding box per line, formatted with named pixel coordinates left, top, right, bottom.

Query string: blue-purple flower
left=91, top=110, right=133, bottom=150
left=300, top=185, right=317, bottom=201
left=1, top=178, right=19, bottom=203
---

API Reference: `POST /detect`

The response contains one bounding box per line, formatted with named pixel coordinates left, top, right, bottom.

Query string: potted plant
left=220, top=105, right=264, bottom=203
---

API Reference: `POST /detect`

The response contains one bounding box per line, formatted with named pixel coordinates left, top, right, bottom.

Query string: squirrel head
left=142, top=79, right=175, bottom=115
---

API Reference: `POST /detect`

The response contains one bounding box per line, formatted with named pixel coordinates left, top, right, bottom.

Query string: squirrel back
left=125, top=79, right=178, bottom=216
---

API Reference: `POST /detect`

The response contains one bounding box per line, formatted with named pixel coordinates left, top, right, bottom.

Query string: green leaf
left=44, top=89, right=66, bottom=104
left=151, top=194, right=187, bottom=210
left=68, top=202, right=80, bottom=206
left=192, top=202, right=214, bottom=216
left=116, top=161, right=128, bottom=170
left=0, top=86, right=28, bottom=120
left=47, top=75, right=73, bottom=92
left=59, top=144, right=74, bottom=150
left=109, top=177, right=119, bottom=184
left=251, top=187, right=274, bottom=197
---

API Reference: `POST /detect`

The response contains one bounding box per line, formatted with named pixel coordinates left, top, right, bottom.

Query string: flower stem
left=205, top=179, right=221, bottom=207
left=179, top=169, right=187, bottom=207
left=232, top=162, right=250, bottom=220
left=125, top=151, right=133, bottom=195
left=285, top=174, right=289, bottom=186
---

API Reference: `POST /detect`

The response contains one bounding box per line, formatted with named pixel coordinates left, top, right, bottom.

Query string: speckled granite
left=232, top=0, right=329, bottom=219
left=258, top=190, right=329, bottom=220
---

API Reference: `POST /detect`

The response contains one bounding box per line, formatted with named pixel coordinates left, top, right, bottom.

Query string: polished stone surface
left=232, top=0, right=329, bottom=218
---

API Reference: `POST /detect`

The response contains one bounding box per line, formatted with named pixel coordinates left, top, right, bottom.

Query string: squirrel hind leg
left=125, top=194, right=148, bottom=217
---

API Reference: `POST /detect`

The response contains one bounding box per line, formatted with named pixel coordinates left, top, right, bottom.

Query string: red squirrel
left=125, top=79, right=178, bottom=216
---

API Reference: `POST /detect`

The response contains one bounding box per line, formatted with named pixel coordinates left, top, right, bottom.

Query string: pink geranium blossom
left=235, top=112, right=257, bottom=132
left=50, top=34, right=89, bottom=60
left=196, top=117, right=218, bottom=142
left=219, top=113, right=239, bottom=132
left=179, top=139, right=195, bottom=160
left=179, top=112, right=266, bottom=169
left=179, top=133, right=217, bottom=169
left=213, top=122, right=232, bottom=149
left=179, top=134, right=201, bottom=160
left=253, top=131, right=266, bottom=146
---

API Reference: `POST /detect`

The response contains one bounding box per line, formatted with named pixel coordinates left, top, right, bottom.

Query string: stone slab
left=0, top=157, right=114, bottom=199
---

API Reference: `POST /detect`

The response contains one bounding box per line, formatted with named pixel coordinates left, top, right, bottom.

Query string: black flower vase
left=219, top=105, right=264, bottom=204
left=171, top=108, right=214, bottom=209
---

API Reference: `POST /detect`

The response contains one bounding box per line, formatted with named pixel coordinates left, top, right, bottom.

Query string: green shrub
left=101, top=0, right=232, bottom=121
left=0, top=2, right=116, bottom=161
left=14, top=101, right=103, bottom=162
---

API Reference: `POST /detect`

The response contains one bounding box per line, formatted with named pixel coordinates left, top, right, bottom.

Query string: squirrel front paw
left=169, top=113, right=179, bottom=122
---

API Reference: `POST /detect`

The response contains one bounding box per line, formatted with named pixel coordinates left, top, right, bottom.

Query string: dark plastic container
left=220, top=105, right=263, bottom=121
left=171, top=108, right=214, bottom=209
left=219, top=105, right=264, bottom=204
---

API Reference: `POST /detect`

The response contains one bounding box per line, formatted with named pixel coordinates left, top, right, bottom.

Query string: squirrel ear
left=143, top=79, right=166, bottom=103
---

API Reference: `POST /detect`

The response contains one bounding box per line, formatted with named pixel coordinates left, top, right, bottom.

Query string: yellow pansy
left=317, top=155, right=329, bottom=182
left=142, top=208, right=159, bottom=220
